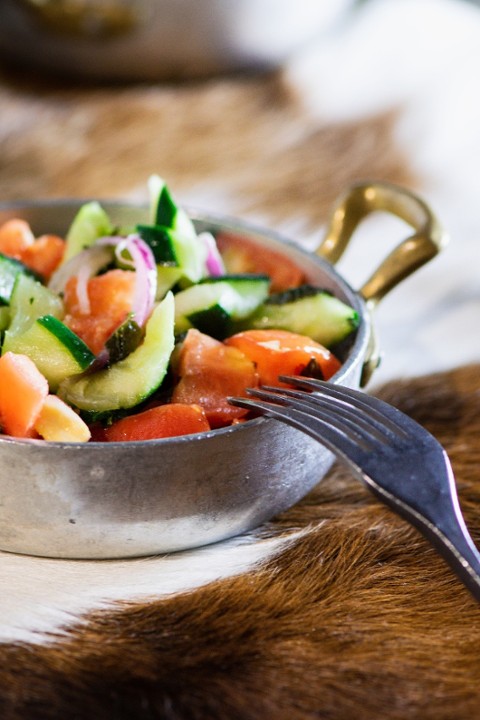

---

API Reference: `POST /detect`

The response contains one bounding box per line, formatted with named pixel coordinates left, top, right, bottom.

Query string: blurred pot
left=0, top=0, right=354, bottom=81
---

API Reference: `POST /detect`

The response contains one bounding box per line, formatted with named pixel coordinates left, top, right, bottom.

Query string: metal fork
left=230, top=377, right=480, bottom=602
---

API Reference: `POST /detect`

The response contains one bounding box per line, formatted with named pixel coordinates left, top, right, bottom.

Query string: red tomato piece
left=171, top=329, right=259, bottom=428
left=225, top=329, right=341, bottom=387
left=0, top=352, right=49, bottom=438
left=0, top=219, right=34, bottom=259
left=21, top=234, right=66, bottom=280
left=63, top=269, right=136, bottom=355
left=216, top=232, right=305, bottom=292
left=104, top=403, right=210, bottom=442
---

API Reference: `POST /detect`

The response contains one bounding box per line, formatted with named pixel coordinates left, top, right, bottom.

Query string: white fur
left=0, top=531, right=305, bottom=643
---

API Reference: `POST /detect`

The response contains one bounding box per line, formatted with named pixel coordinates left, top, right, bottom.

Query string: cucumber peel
left=0, top=253, right=38, bottom=306
left=248, top=285, right=359, bottom=347
left=144, top=175, right=206, bottom=284
left=3, top=315, right=95, bottom=391
left=6, top=273, right=64, bottom=337
left=58, top=292, right=175, bottom=412
left=174, top=275, right=270, bottom=337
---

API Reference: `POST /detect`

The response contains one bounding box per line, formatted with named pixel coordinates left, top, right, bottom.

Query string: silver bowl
left=0, top=181, right=445, bottom=558
left=0, top=0, right=355, bottom=81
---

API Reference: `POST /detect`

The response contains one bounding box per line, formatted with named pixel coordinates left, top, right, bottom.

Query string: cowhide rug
left=0, top=0, right=479, bottom=717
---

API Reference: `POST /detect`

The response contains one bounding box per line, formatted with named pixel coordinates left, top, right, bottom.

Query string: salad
left=0, top=177, right=359, bottom=442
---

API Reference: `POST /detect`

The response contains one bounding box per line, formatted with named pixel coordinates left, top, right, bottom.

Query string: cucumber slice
left=105, top=316, right=143, bottom=364
left=58, top=292, right=175, bottom=412
left=145, top=176, right=206, bottom=283
left=6, top=273, right=64, bottom=337
left=3, top=315, right=95, bottom=391
left=0, top=253, right=37, bottom=305
left=148, top=175, right=195, bottom=240
left=62, top=201, right=113, bottom=264
left=247, top=285, right=359, bottom=347
left=0, top=307, right=10, bottom=331
left=156, top=266, right=183, bottom=300
left=174, top=274, right=270, bottom=338
left=136, top=224, right=178, bottom=265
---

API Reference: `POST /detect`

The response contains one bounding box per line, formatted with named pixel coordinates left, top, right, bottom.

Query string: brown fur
left=0, top=364, right=478, bottom=719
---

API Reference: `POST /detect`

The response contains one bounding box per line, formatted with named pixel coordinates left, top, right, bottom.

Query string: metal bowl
left=0, top=0, right=354, bottom=81
left=0, top=181, right=445, bottom=558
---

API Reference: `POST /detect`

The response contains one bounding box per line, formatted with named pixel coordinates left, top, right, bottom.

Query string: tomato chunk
left=0, top=352, right=49, bottom=438
left=0, top=219, right=34, bottom=259
left=0, top=221, right=65, bottom=279
left=63, top=269, right=136, bottom=355
left=225, top=329, right=341, bottom=387
left=171, top=329, right=259, bottom=428
left=104, top=403, right=210, bottom=441
left=216, top=232, right=305, bottom=292
left=21, top=234, right=65, bottom=280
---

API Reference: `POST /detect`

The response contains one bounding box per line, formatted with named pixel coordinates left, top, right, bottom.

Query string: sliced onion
left=124, top=235, right=157, bottom=327
left=98, top=234, right=157, bottom=327
left=48, top=244, right=114, bottom=297
left=199, top=232, right=225, bottom=277
left=75, top=258, right=95, bottom=315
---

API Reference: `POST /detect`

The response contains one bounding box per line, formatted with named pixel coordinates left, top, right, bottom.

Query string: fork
left=230, top=377, right=480, bottom=602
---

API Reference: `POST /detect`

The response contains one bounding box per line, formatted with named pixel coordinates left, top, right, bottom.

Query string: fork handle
left=368, top=480, right=480, bottom=602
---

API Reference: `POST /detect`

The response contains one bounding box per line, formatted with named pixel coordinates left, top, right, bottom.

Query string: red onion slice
left=199, top=231, right=225, bottom=277
left=98, top=234, right=157, bottom=327
left=123, top=235, right=157, bottom=327
left=48, top=245, right=114, bottom=298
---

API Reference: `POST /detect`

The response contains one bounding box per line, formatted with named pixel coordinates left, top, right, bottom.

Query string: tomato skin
left=63, top=269, right=136, bottom=355
left=104, top=403, right=210, bottom=442
left=225, top=329, right=341, bottom=387
left=216, top=232, right=305, bottom=293
left=171, top=329, right=259, bottom=428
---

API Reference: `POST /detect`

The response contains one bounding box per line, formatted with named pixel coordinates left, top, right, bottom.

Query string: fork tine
left=230, top=393, right=376, bottom=463
left=279, top=376, right=412, bottom=439
left=252, top=385, right=398, bottom=444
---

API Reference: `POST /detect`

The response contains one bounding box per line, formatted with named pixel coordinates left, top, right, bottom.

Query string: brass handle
left=317, top=181, right=447, bottom=309
left=19, top=0, right=142, bottom=38
left=316, top=181, right=447, bottom=386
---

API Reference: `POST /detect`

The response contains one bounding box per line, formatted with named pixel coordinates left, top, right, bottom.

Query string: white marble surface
left=0, top=0, right=479, bottom=643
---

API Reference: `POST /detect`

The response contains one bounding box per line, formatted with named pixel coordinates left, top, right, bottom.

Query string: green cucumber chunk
left=0, top=253, right=38, bottom=306
left=105, top=316, right=143, bottom=364
left=148, top=175, right=195, bottom=239
left=62, top=201, right=113, bottom=264
left=148, top=175, right=178, bottom=227
left=6, top=273, right=64, bottom=337
left=146, top=176, right=206, bottom=283
left=136, top=224, right=178, bottom=265
left=187, top=305, right=232, bottom=340
left=58, top=292, right=175, bottom=412
left=3, top=315, right=95, bottom=391
left=247, top=285, right=359, bottom=347
left=174, top=274, right=270, bottom=337
left=156, top=266, right=183, bottom=300
left=0, top=307, right=10, bottom=331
